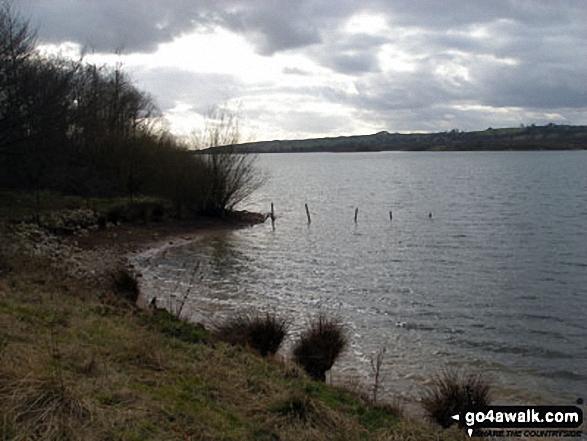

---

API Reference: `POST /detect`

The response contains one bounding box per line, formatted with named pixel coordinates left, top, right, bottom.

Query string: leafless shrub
left=190, top=105, right=267, bottom=215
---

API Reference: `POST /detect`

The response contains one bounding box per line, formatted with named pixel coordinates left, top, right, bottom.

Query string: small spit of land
left=0, top=192, right=467, bottom=440
left=224, top=123, right=587, bottom=153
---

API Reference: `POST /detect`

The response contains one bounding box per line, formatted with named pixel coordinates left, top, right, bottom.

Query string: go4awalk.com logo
left=452, top=405, right=584, bottom=438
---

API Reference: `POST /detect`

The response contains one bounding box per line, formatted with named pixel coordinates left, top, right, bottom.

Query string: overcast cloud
left=17, top=0, right=587, bottom=140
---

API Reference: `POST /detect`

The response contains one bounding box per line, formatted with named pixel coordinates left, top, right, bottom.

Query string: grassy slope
left=0, top=193, right=466, bottom=440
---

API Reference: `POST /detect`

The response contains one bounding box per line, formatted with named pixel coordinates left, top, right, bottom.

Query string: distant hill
left=218, top=124, right=587, bottom=153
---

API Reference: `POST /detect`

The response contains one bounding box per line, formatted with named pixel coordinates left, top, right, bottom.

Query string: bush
left=111, top=268, right=140, bottom=304
left=215, top=311, right=290, bottom=357
left=421, top=369, right=491, bottom=428
left=292, top=313, right=348, bottom=381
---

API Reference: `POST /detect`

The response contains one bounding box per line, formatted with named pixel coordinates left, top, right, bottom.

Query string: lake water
left=134, top=151, right=587, bottom=406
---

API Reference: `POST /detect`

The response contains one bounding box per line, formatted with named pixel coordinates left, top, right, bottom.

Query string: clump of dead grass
left=110, top=267, right=140, bottom=305
left=421, top=369, right=492, bottom=428
left=215, top=310, right=290, bottom=357
left=0, top=373, right=92, bottom=440
left=292, top=313, right=348, bottom=382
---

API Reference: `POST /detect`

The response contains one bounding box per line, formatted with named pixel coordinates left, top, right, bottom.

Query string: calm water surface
left=135, top=151, right=587, bottom=405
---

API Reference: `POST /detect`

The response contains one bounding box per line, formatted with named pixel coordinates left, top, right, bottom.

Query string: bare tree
left=0, top=2, right=78, bottom=203
left=194, top=104, right=241, bottom=149
left=191, top=105, right=266, bottom=215
left=0, top=0, right=37, bottom=155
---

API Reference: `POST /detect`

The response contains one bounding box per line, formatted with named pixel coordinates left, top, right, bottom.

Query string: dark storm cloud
left=219, top=3, right=322, bottom=55
left=19, top=0, right=344, bottom=54
left=19, top=0, right=219, bottom=52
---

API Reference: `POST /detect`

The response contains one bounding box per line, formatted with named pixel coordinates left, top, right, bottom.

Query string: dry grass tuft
left=272, top=389, right=348, bottom=432
left=215, top=311, right=290, bottom=357
left=1, top=375, right=92, bottom=440
left=421, top=369, right=492, bottom=428
left=292, top=313, right=348, bottom=381
left=110, top=267, right=140, bottom=304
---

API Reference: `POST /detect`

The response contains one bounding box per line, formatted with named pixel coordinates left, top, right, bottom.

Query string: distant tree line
left=0, top=2, right=263, bottom=217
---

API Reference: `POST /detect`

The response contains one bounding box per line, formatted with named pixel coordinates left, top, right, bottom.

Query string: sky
left=17, top=0, right=587, bottom=142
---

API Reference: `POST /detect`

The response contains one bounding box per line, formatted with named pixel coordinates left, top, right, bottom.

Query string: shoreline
left=128, top=228, right=229, bottom=311
left=127, top=219, right=581, bottom=412
left=124, top=222, right=564, bottom=436
left=121, top=222, right=421, bottom=406
left=2, top=213, right=583, bottom=439
left=123, top=223, right=434, bottom=415
left=68, top=215, right=582, bottom=408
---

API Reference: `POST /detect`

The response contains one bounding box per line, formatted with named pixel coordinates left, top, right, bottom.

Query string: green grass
left=0, top=189, right=166, bottom=223
left=142, top=308, right=210, bottom=344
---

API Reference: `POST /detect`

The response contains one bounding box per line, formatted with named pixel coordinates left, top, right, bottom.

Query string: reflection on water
left=205, top=234, right=249, bottom=279
left=133, top=151, right=587, bottom=406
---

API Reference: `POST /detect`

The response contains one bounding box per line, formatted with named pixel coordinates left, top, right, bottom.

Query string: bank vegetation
left=0, top=3, right=264, bottom=220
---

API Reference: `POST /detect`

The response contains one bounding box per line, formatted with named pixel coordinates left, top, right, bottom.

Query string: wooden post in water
left=270, top=202, right=275, bottom=229
left=305, top=203, right=311, bottom=224
left=354, top=207, right=359, bottom=223
left=389, top=210, right=393, bottom=221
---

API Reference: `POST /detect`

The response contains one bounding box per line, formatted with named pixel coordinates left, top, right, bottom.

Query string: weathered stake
left=305, top=203, right=311, bottom=224
left=354, top=207, right=359, bottom=223
left=270, top=202, right=275, bottom=229
left=389, top=210, right=393, bottom=221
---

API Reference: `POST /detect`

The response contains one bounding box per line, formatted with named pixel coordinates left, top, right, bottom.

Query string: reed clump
left=421, top=369, right=492, bottom=428
left=215, top=311, right=290, bottom=357
left=292, top=313, right=348, bottom=382
left=110, top=267, right=140, bottom=304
